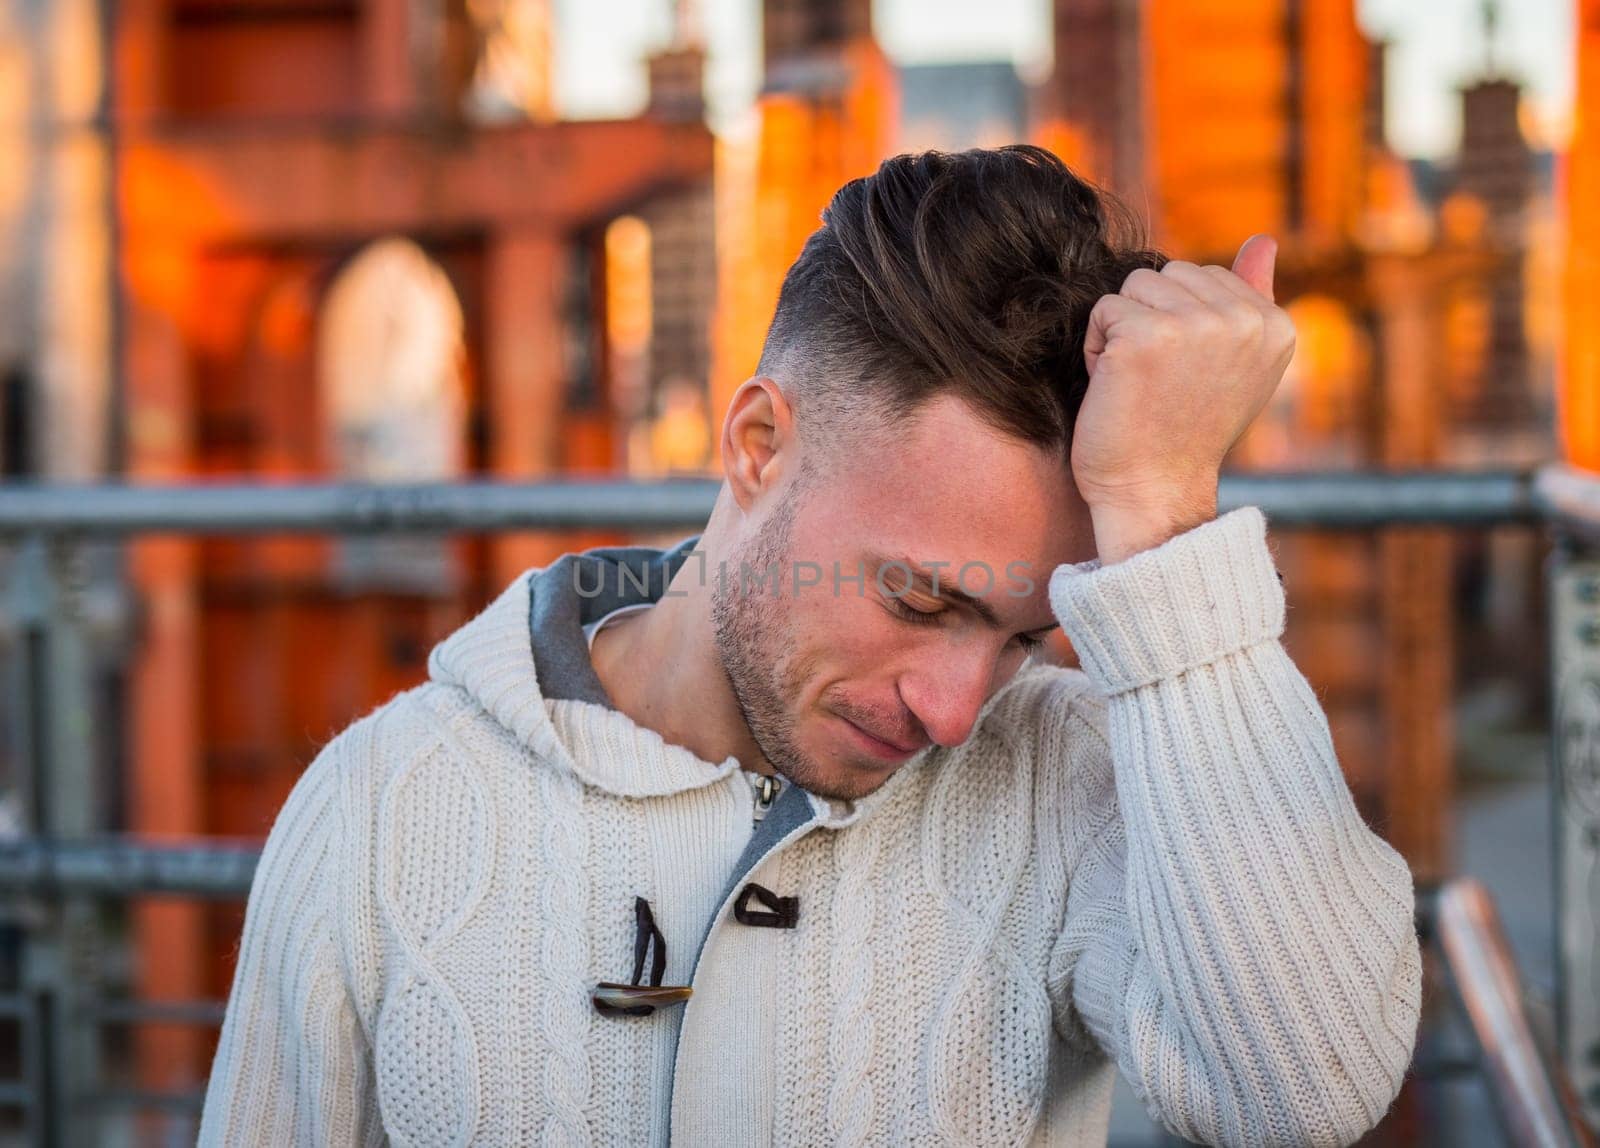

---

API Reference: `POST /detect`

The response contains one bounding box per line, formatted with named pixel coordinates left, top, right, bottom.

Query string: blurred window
left=318, top=237, right=467, bottom=594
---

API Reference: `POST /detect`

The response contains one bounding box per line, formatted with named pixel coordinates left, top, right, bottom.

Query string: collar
left=426, top=537, right=943, bottom=819
left=530, top=536, right=703, bottom=707
left=427, top=537, right=743, bottom=798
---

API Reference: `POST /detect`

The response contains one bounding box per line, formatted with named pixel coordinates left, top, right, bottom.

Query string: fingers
left=1093, top=249, right=1291, bottom=367
left=1118, top=266, right=1201, bottom=312
left=1123, top=259, right=1271, bottom=315
left=1083, top=293, right=1147, bottom=360
left=1161, top=260, right=1270, bottom=309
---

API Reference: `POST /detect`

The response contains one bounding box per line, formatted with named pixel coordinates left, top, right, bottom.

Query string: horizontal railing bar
left=1411, top=1055, right=1484, bottom=1079
left=19, top=836, right=1583, bottom=920
left=0, top=468, right=1570, bottom=537
left=0, top=995, right=33, bottom=1020
left=0, top=839, right=259, bottom=897
left=0, top=478, right=722, bottom=536
left=0, top=1080, right=209, bottom=1114
left=79, top=998, right=227, bottom=1027
left=85, top=1087, right=205, bottom=1113
left=1537, top=463, right=1600, bottom=534
left=1225, top=469, right=1543, bottom=527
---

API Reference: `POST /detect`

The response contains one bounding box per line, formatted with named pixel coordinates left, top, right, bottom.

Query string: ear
left=720, top=376, right=796, bottom=512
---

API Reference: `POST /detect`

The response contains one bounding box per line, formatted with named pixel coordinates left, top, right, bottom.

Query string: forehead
left=800, top=395, right=1094, bottom=574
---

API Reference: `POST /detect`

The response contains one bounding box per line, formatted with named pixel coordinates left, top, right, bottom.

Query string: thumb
left=1231, top=233, right=1278, bottom=303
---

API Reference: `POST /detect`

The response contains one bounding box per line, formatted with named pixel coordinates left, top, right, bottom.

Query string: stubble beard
left=709, top=493, right=870, bottom=800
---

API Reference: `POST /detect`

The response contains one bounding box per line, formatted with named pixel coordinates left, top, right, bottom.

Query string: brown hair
left=758, top=145, right=1166, bottom=456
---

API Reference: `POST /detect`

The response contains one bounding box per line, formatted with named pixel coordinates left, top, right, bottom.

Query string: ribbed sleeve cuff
left=1048, top=507, right=1284, bottom=695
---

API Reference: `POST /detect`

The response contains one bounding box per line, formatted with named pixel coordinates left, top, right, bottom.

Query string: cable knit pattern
left=372, top=728, right=489, bottom=1146
left=771, top=835, right=837, bottom=1141
left=576, top=787, right=655, bottom=1142
left=924, top=721, right=1054, bottom=1146
left=825, top=808, right=882, bottom=1146
left=534, top=759, right=593, bottom=1146
left=201, top=508, right=1422, bottom=1147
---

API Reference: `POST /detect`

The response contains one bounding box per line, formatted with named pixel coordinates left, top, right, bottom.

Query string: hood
left=426, top=536, right=743, bottom=795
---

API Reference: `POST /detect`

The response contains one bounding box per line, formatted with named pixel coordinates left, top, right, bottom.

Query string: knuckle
left=1148, top=314, right=1184, bottom=343
left=1121, top=267, right=1160, bottom=293
left=1229, top=304, right=1265, bottom=335
left=1204, top=313, right=1238, bottom=342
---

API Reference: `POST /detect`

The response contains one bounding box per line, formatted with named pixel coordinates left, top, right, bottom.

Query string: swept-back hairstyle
left=758, top=145, right=1166, bottom=456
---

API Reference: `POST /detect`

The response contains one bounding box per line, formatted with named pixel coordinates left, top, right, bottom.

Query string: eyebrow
left=865, top=551, right=1060, bottom=636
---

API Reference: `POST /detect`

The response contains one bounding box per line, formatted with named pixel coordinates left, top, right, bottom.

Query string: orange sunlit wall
left=1136, top=0, right=1368, bottom=258
left=1144, top=0, right=1289, bottom=255
left=711, top=41, right=898, bottom=424
left=1030, top=118, right=1093, bottom=176
left=1567, top=0, right=1600, bottom=470
left=1297, top=0, right=1369, bottom=247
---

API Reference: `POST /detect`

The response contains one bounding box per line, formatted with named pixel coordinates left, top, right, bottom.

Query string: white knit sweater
left=198, top=508, right=1423, bottom=1147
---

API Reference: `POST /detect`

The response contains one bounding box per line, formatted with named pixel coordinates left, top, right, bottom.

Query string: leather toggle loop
left=594, top=896, right=691, bottom=1017
left=733, top=882, right=799, bottom=929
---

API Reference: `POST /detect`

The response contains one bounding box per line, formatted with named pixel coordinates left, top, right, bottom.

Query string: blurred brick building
left=0, top=0, right=1564, bottom=1128
left=4, top=0, right=718, bottom=1101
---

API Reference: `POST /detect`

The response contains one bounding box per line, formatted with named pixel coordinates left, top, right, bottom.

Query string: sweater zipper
left=749, top=772, right=781, bottom=825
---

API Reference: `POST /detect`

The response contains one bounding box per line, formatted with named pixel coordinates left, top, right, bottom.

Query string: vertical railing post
left=10, top=535, right=103, bottom=1146
left=1556, top=0, right=1600, bottom=1127
left=12, top=535, right=60, bottom=1147
left=1551, top=539, right=1600, bottom=1130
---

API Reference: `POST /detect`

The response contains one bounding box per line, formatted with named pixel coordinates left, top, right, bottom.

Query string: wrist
left=1088, top=485, right=1218, bottom=565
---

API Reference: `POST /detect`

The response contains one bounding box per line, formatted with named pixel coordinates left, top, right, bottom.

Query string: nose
left=896, top=649, right=997, bottom=748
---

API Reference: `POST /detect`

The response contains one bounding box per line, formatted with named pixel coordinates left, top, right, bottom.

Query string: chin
left=793, top=771, right=893, bottom=803
left=781, top=740, right=900, bottom=801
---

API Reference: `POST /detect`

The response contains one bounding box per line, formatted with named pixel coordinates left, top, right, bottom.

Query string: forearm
left=1050, top=508, right=1422, bottom=1146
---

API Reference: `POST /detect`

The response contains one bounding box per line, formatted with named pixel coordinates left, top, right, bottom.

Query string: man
left=200, top=146, right=1422, bottom=1146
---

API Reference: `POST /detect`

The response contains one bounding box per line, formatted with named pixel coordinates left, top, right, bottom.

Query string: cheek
left=814, top=591, right=897, bottom=650
left=786, top=580, right=1027, bottom=700
left=786, top=591, right=906, bottom=681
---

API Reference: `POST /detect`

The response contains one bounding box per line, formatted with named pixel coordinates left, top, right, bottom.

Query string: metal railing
left=0, top=467, right=1573, bottom=536
left=0, top=464, right=1597, bottom=1145
left=1425, top=881, right=1599, bottom=1147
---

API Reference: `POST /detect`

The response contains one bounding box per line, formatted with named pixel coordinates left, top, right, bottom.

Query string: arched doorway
left=319, top=236, right=470, bottom=595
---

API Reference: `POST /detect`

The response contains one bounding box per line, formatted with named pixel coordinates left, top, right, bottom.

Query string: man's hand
left=1071, top=234, right=1296, bottom=564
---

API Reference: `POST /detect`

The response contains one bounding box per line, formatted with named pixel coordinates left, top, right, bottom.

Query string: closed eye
left=890, top=597, right=1052, bottom=655
left=885, top=597, right=944, bottom=626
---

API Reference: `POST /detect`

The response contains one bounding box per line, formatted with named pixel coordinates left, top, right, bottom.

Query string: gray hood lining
left=529, top=535, right=702, bottom=707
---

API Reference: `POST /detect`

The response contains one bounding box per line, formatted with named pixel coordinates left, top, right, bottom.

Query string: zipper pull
left=750, top=773, right=781, bottom=824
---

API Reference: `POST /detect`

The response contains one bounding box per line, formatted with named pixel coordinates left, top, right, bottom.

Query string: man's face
left=711, top=394, right=1096, bottom=801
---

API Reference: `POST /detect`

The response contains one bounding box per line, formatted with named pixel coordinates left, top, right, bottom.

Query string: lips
left=839, top=714, right=924, bottom=757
